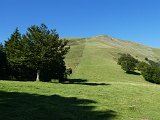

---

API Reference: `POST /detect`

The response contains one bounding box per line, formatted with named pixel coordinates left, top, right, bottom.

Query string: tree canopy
left=139, top=59, right=160, bottom=84
left=117, top=53, right=138, bottom=73
left=118, top=53, right=160, bottom=84
left=5, top=24, right=70, bottom=82
left=0, top=43, right=7, bottom=79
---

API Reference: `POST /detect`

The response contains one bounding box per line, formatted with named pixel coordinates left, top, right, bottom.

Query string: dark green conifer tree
left=5, top=24, right=70, bottom=82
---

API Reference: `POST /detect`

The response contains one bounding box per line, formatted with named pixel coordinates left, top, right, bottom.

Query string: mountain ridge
left=65, top=34, right=159, bottom=49
left=65, top=34, right=160, bottom=76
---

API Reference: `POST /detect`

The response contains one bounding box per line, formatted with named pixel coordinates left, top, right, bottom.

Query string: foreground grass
left=0, top=80, right=117, bottom=120
left=0, top=80, right=160, bottom=120
left=1, top=37, right=160, bottom=120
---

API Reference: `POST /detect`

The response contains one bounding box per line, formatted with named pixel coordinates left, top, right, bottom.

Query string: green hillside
left=66, top=35, right=160, bottom=83
left=1, top=35, right=160, bottom=120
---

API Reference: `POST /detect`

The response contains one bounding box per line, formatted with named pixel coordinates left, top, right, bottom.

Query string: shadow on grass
left=0, top=91, right=116, bottom=120
left=126, top=71, right=141, bottom=75
left=63, top=79, right=111, bottom=86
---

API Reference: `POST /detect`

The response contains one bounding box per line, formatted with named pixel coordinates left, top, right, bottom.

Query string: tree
left=5, top=24, right=70, bottom=82
left=152, top=67, right=160, bottom=84
left=140, top=63, right=160, bottom=84
left=5, top=28, right=22, bottom=66
left=137, top=61, right=148, bottom=71
left=0, top=43, right=7, bottom=79
left=145, top=58, right=160, bottom=67
left=118, top=53, right=138, bottom=73
left=140, top=64, right=155, bottom=83
left=139, top=59, right=160, bottom=84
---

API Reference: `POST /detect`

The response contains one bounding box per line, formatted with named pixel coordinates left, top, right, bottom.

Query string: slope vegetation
left=0, top=35, right=160, bottom=120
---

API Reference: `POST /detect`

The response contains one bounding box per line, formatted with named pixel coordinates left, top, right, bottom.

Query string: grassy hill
left=0, top=35, right=160, bottom=120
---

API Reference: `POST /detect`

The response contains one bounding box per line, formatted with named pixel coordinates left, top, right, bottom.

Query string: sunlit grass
left=0, top=36, right=160, bottom=120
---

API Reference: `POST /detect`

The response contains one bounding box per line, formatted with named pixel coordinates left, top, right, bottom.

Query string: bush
left=65, top=67, right=72, bottom=77
left=137, top=61, right=148, bottom=71
left=118, top=53, right=138, bottom=73
left=139, top=60, right=160, bottom=84
left=152, top=67, right=160, bottom=84
left=118, top=54, right=160, bottom=84
left=141, top=65, right=155, bottom=83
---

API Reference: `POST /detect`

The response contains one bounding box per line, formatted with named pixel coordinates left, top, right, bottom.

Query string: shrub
left=141, top=65, right=155, bottom=83
left=137, top=61, right=148, bottom=71
left=152, top=67, right=160, bottom=84
left=118, top=53, right=138, bottom=73
left=139, top=59, right=160, bottom=84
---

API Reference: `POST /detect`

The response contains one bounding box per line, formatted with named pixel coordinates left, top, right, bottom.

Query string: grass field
left=0, top=36, right=160, bottom=120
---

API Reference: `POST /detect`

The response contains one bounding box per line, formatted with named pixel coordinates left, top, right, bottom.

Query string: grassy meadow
left=1, top=36, right=160, bottom=120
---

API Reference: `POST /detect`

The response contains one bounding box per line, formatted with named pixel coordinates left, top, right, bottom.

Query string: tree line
left=0, top=24, right=72, bottom=82
left=118, top=53, right=160, bottom=84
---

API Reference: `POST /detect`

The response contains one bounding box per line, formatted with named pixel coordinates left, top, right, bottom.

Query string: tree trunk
left=36, top=70, right=40, bottom=81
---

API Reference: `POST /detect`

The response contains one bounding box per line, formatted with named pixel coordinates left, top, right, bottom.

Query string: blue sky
left=0, top=0, right=160, bottom=48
